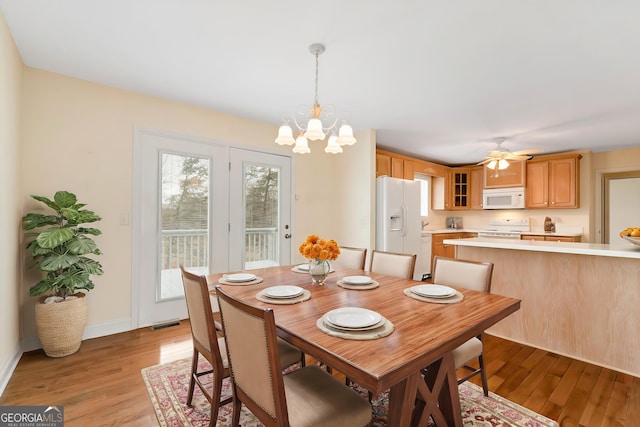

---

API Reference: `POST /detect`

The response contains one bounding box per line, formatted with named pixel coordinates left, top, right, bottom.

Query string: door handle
left=284, top=234, right=291, bottom=239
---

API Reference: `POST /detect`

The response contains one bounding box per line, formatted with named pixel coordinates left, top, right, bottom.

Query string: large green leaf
left=76, top=227, right=102, bottom=236
left=76, top=257, right=104, bottom=275
left=66, top=236, right=97, bottom=255
left=22, top=213, right=60, bottom=230
left=53, top=191, right=77, bottom=208
left=36, top=227, right=74, bottom=248
left=40, top=253, right=80, bottom=271
left=62, top=208, right=101, bottom=225
left=31, top=195, right=59, bottom=211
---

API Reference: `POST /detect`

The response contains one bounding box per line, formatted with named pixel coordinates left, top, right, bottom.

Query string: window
left=415, top=174, right=431, bottom=217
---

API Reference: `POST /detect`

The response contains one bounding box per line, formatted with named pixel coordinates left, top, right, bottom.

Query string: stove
left=477, top=218, right=530, bottom=239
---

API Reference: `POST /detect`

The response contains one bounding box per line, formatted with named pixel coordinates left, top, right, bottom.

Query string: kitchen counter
left=444, top=237, right=640, bottom=259
left=520, top=231, right=583, bottom=237
left=422, top=228, right=479, bottom=236
left=447, top=237, right=640, bottom=377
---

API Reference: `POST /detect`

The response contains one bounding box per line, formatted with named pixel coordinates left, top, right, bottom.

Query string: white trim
left=0, top=342, right=22, bottom=396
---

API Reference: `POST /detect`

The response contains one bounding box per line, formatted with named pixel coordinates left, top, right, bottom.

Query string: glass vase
left=309, top=259, right=331, bottom=285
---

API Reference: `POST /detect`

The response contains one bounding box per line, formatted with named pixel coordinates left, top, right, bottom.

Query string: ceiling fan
left=477, top=137, right=543, bottom=170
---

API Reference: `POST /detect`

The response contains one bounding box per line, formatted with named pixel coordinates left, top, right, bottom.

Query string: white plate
left=325, top=307, right=382, bottom=329
left=324, top=317, right=385, bottom=332
left=342, top=275, right=373, bottom=285
left=263, top=285, right=304, bottom=299
left=295, top=263, right=334, bottom=272
left=411, top=284, right=456, bottom=298
left=225, top=273, right=257, bottom=282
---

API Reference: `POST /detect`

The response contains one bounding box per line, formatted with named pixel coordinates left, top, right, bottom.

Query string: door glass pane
left=244, top=163, right=280, bottom=269
left=159, top=153, right=209, bottom=301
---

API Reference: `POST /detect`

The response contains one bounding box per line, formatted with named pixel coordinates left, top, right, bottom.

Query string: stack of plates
left=224, top=273, right=257, bottom=283
left=341, top=276, right=373, bottom=286
left=410, top=284, right=457, bottom=299
left=262, top=285, right=304, bottom=299
left=323, top=307, right=384, bottom=331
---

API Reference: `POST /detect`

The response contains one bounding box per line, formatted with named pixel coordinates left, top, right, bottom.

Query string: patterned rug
left=142, top=358, right=558, bottom=427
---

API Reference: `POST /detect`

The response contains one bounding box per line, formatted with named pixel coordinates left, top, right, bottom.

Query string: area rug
left=142, top=358, right=558, bottom=427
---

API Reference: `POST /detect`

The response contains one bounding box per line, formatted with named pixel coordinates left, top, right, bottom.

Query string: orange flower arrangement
left=298, top=234, right=340, bottom=261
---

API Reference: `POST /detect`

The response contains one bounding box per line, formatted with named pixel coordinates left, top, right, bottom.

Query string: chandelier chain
left=314, top=51, right=320, bottom=105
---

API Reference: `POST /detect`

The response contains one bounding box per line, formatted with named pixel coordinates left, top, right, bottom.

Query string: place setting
left=336, top=275, right=379, bottom=290
left=316, top=307, right=394, bottom=340
left=255, top=285, right=311, bottom=305
left=218, top=272, right=263, bottom=286
left=291, top=262, right=335, bottom=274
left=404, top=284, right=464, bottom=304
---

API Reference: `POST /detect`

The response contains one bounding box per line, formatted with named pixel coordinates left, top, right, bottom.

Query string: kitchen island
left=444, top=237, right=640, bottom=377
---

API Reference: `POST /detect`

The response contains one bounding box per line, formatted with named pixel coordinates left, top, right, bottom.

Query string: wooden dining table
left=207, top=264, right=520, bottom=427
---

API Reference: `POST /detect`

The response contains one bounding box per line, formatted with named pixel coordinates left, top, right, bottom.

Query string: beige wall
left=591, top=146, right=640, bottom=242
left=20, top=67, right=375, bottom=346
left=0, top=11, right=23, bottom=389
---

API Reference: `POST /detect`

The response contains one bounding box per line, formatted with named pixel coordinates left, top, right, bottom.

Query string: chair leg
left=231, top=396, right=242, bottom=427
left=478, top=354, right=489, bottom=397
left=209, top=372, right=223, bottom=427
left=187, top=349, right=198, bottom=406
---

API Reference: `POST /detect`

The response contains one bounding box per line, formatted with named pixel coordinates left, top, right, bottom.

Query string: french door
left=133, top=130, right=292, bottom=327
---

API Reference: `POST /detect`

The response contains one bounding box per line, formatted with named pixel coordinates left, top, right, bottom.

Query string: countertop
left=421, top=229, right=479, bottom=235
left=422, top=229, right=582, bottom=237
left=443, top=237, right=640, bottom=259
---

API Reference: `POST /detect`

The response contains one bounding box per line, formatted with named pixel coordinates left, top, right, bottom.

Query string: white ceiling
left=2, top=0, right=640, bottom=165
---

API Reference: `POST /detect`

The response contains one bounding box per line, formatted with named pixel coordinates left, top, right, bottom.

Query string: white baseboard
left=0, top=342, right=23, bottom=397
left=21, top=318, right=133, bottom=353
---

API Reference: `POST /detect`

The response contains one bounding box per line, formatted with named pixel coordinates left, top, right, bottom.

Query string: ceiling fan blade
left=510, top=147, right=543, bottom=156
left=505, top=154, right=533, bottom=161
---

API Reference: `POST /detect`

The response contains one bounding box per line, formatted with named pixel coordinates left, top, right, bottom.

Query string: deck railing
left=160, top=227, right=278, bottom=270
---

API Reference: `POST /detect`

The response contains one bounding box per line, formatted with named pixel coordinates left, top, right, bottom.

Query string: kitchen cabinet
left=376, top=149, right=446, bottom=179
left=450, top=168, right=469, bottom=210
left=526, top=153, right=581, bottom=208
left=435, top=166, right=483, bottom=211
left=469, top=167, right=484, bottom=209
left=521, top=234, right=581, bottom=242
left=431, top=232, right=477, bottom=269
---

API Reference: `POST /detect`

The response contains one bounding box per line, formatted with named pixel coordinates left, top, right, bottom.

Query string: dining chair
left=180, top=267, right=304, bottom=426
left=369, top=249, right=417, bottom=279
left=333, top=246, right=368, bottom=270
left=429, top=255, right=494, bottom=396
left=215, top=285, right=372, bottom=427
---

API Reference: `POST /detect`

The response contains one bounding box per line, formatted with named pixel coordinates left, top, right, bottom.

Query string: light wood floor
left=1, top=322, right=639, bottom=427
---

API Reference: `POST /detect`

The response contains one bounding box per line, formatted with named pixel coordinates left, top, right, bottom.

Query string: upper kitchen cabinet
left=375, top=149, right=446, bottom=179
left=526, top=153, right=582, bottom=208
left=469, top=166, right=484, bottom=209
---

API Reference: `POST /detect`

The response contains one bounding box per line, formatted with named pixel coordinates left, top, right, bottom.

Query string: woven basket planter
left=35, top=293, right=88, bottom=357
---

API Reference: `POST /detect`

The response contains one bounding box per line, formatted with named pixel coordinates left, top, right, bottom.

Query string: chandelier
left=274, top=43, right=356, bottom=154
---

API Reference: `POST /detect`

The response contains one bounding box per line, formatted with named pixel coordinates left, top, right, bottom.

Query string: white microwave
left=482, top=187, right=526, bottom=210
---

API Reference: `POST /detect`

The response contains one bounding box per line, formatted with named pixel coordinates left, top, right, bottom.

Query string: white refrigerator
left=375, top=176, right=423, bottom=280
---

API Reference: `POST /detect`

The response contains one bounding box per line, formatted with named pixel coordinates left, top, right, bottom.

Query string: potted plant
left=22, top=190, right=103, bottom=357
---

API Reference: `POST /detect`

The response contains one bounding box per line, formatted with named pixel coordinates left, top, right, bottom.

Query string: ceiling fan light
left=275, top=125, right=295, bottom=145
left=498, top=159, right=510, bottom=170
left=486, top=160, right=497, bottom=170
left=304, top=118, right=325, bottom=141
left=292, top=136, right=310, bottom=154
left=324, top=135, right=343, bottom=154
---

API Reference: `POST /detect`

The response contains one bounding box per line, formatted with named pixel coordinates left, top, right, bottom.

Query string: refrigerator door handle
left=401, top=205, right=407, bottom=237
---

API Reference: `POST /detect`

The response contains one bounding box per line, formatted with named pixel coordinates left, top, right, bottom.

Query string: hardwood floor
left=1, top=322, right=638, bottom=426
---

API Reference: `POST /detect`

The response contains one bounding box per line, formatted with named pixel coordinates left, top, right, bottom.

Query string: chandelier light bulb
left=304, top=118, right=326, bottom=141
left=498, top=159, right=510, bottom=170
left=486, top=160, right=497, bottom=170
left=275, top=125, right=295, bottom=145
left=324, top=135, right=343, bottom=154
left=337, top=124, right=356, bottom=145
left=292, top=135, right=310, bottom=154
